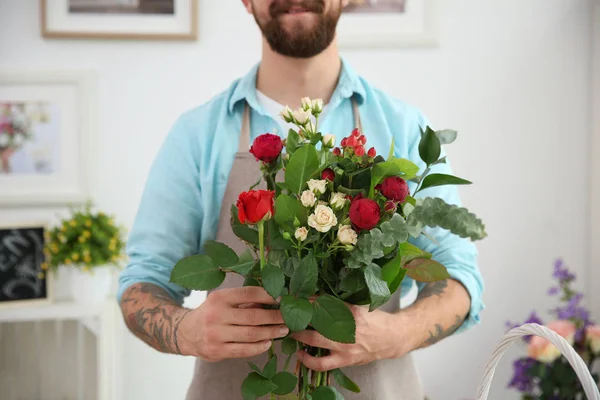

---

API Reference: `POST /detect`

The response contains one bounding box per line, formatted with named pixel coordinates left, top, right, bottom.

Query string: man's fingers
left=297, top=350, right=345, bottom=372
left=222, top=340, right=272, bottom=359
left=292, top=330, right=341, bottom=351
left=227, top=307, right=285, bottom=326
left=222, top=324, right=289, bottom=343
left=214, top=286, right=279, bottom=306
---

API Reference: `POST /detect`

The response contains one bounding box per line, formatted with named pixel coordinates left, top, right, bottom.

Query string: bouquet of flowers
left=0, top=103, right=35, bottom=151
left=170, top=97, right=487, bottom=400
left=506, top=259, right=600, bottom=400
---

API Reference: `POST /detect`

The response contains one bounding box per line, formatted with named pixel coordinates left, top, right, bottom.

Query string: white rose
left=337, top=225, right=358, bottom=246
left=330, top=192, right=347, bottom=210
left=293, top=108, right=311, bottom=125
left=0, top=134, right=8, bottom=147
left=305, top=120, right=317, bottom=135
left=317, top=200, right=327, bottom=206
left=280, top=106, right=294, bottom=123
left=300, top=190, right=317, bottom=207
left=307, top=179, right=327, bottom=195
left=308, top=205, right=338, bottom=233
left=312, top=98, right=324, bottom=114
left=301, top=97, right=312, bottom=111
left=295, top=227, right=308, bottom=242
left=322, top=134, right=335, bottom=147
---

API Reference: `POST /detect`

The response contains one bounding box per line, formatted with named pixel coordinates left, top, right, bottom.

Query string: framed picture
left=0, top=70, right=92, bottom=206
left=0, top=222, right=53, bottom=309
left=338, top=0, right=440, bottom=48
left=40, top=0, right=198, bottom=41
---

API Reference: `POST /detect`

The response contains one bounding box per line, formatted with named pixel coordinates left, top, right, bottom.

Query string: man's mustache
left=269, top=0, right=325, bottom=17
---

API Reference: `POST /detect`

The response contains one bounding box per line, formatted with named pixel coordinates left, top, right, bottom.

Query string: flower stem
left=258, top=221, right=265, bottom=270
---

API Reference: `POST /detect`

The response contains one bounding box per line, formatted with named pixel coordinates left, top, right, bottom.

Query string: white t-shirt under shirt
left=255, top=90, right=328, bottom=137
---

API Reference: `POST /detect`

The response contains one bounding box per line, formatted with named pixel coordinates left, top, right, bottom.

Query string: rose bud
left=293, top=108, right=311, bottom=125
left=381, top=176, right=409, bottom=202
left=249, top=133, right=283, bottom=163
left=340, top=138, right=347, bottom=147
left=354, top=145, right=365, bottom=157
left=301, top=97, right=312, bottom=111
left=237, top=190, right=275, bottom=224
left=294, top=227, right=308, bottom=242
left=358, top=135, right=367, bottom=145
left=311, top=98, right=324, bottom=114
left=337, top=225, right=358, bottom=246
left=528, top=320, right=576, bottom=363
left=321, top=168, right=335, bottom=181
left=352, top=128, right=361, bottom=137
left=279, top=106, right=294, bottom=123
left=367, top=147, right=376, bottom=158
left=346, top=135, right=357, bottom=147
left=384, top=200, right=397, bottom=213
left=349, top=198, right=381, bottom=231
left=322, top=134, right=335, bottom=148
left=333, top=147, right=342, bottom=156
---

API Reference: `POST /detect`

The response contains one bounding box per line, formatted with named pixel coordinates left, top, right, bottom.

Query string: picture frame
left=0, top=221, right=54, bottom=310
left=0, top=70, right=93, bottom=206
left=40, top=0, right=198, bottom=41
left=337, top=0, right=440, bottom=48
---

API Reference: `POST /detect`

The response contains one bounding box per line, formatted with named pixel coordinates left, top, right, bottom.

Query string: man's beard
left=254, top=0, right=340, bottom=58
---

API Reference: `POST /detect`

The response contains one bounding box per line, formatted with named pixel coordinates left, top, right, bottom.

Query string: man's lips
left=285, top=6, right=310, bottom=14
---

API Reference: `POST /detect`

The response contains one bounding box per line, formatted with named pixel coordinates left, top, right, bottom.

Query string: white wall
left=0, top=1, right=594, bottom=399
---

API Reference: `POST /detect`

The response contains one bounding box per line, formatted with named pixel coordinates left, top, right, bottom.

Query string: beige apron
left=185, top=99, right=425, bottom=400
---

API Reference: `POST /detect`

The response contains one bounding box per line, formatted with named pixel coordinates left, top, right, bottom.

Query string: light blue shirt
left=118, top=58, right=485, bottom=335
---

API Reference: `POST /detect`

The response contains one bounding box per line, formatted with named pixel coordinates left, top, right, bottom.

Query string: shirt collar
left=227, top=57, right=367, bottom=115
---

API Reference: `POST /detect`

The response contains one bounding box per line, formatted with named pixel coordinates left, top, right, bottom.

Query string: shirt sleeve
left=406, top=111, right=486, bottom=335
left=116, top=115, right=202, bottom=305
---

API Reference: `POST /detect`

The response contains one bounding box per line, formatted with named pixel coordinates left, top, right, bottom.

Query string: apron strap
left=351, top=97, right=363, bottom=133
left=239, top=102, right=251, bottom=152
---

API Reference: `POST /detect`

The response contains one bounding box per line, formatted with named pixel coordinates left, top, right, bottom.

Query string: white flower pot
left=69, top=265, right=114, bottom=305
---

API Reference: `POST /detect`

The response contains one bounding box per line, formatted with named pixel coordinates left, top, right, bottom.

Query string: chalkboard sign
left=0, top=223, right=52, bottom=308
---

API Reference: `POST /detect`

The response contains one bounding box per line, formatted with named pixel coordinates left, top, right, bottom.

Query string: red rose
left=381, top=176, right=409, bottom=202
left=237, top=190, right=275, bottom=224
left=321, top=168, right=335, bottom=181
left=354, top=145, right=365, bottom=157
left=384, top=200, right=397, bottom=214
left=349, top=198, right=381, bottom=230
left=249, top=133, right=283, bottom=163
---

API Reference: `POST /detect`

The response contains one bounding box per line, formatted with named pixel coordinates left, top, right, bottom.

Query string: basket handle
left=476, top=323, right=600, bottom=400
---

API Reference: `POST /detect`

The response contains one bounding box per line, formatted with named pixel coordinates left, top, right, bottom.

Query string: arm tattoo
left=419, top=314, right=465, bottom=348
left=121, top=283, right=191, bottom=355
left=416, top=279, right=449, bottom=301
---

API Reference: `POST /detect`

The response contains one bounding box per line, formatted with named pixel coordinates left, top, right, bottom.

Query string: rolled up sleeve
left=406, top=113, right=486, bottom=334
left=117, top=115, right=202, bottom=305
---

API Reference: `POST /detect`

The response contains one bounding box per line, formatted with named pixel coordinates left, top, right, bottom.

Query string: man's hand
left=291, top=305, right=408, bottom=372
left=178, top=286, right=290, bottom=361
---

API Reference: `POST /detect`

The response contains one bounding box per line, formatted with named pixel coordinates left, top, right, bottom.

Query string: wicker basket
left=476, top=323, right=600, bottom=399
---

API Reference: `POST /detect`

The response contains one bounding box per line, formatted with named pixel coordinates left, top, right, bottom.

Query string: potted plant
left=43, top=201, right=126, bottom=305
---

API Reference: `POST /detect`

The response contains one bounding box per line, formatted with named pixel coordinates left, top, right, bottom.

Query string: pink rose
left=586, top=325, right=600, bottom=355
left=527, top=320, right=576, bottom=363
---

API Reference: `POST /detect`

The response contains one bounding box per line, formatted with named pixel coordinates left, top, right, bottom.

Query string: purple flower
left=508, top=357, right=536, bottom=393
left=553, top=258, right=575, bottom=281
left=547, top=286, right=560, bottom=295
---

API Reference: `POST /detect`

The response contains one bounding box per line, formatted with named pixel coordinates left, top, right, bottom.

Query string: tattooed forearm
left=120, top=283, right=191, bottom=355
left=416, top=279, right=449, bottom=300
left=418, top=315, right=465, bottom=348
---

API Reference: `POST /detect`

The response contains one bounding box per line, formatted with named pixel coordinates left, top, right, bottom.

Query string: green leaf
left=280, top=295, right=313, bottom=332
left=339, top=269, right=366, bottom=294
left=203, top=240, right=239, bottom=268
left=387, top=137, right=395, bottom=160
left=231, top=205, right=259, bottom=246
left=419, top=126, right=441, bottom=166
left=331, top=369, right=361, bottom=393
left=241, top=372, right=277, bottom=400
left=263, top=354, right=277, bottom=379
left=281, top=337, right=297, bottom=355
left=243, top=275, right=261, bottom=287
left=281, top=258, right=297, bottom=278
left=381, top=254, right=401, bottom=288
left=286, top=128, right=301, bottom=154
left=389, top=268, right=407, bottom=294
left=272, top=372, right=298, bottom=396
left=290, top=254, right=318, bottom=297
left=406, top=197, right=487, bottom=241
left=390, top=158, right=420, bottom=180
left=364, top=263, right=392, bottom=311
left=311, top=295, right=356, bottom=344
left=170, top=254, right=225, bottom=290
left=435, top=129, right=457, bottom=144
left=275, top=194, right=308, bottom=229
left=312, top=386, right=345, bottom=400
left=405, top=259, right=450, bottom=282
left=285, top=145, right=319, bottom=194
left=262, top=263, right=285, bottom=300
left=247, top=362, right=263, bottom=376
left=369, top=158, right=419, bottom=197
left=399, top=242, right=431, bottom=266
left=416, top=173, right=471, bottom=194
left=226, top=249, right=255, bottom=275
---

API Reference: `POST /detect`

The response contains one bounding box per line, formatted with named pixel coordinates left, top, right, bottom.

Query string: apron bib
left=185, top=99, right=425, bottom=400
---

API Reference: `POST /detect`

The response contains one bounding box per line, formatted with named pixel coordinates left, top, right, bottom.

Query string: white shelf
left=0, top=301, right=107, bottom=323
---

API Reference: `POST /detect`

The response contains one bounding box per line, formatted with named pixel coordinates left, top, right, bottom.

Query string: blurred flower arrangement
left=506, top=259, right=600, bottom=399
left=43, top=201, right=126, bottom=273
